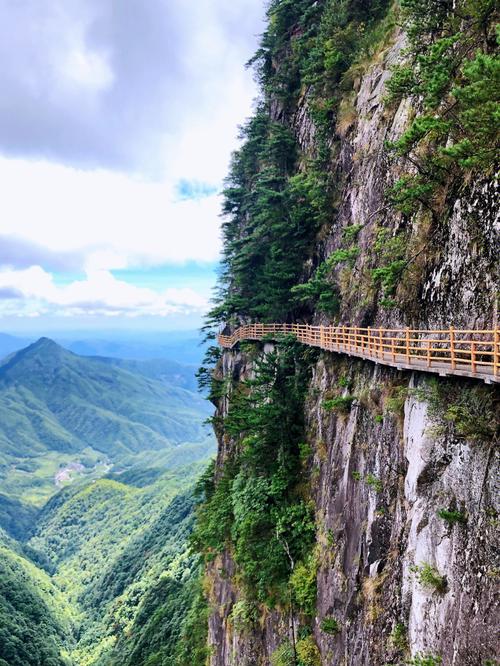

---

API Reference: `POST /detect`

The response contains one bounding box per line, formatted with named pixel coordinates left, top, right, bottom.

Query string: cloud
left=0, top=235, right=85, bottom=272
left=0, top=265, right=208, bottom=319
left=0, top=0, right=264, bottom=175
left=0, top=158, right=222, bottom=266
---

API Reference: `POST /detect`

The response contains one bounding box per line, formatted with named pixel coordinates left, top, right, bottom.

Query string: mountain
left=0, top=542, right=75, bottom=666
left=0, top=465, right=205, bottom=666
left=64, top=334, right=206, bottom=365
left=187, top=1, right=499, bottom=665
left=0, top=335, right=213, bottom=666
left=91, top=356, right=199, bottom=392
left=26, top=473, right=203, bottom=666
left=0, top=338, right=214, bottom=524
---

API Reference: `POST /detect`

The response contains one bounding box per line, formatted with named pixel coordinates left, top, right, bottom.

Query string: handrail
left=218, top=324, right=499, bottom=383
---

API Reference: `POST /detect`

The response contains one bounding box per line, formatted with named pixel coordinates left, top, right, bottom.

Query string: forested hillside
left=0, top=338, right=214, bottom=666
left=0, top=473, right=205, bottom=666
left=0, top=338, right=213, bottom=533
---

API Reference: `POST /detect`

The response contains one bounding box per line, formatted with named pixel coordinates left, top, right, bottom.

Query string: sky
left=0, top=0, right=264, bottom=332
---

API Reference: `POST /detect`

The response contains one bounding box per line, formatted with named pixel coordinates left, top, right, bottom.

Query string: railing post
left=471, top=341, right=476, bottom=375
left=494, top=329, right=499, bottom=378
left=320, top=325, right=325, bottom=349
left=379, top=328, right=383, bottom=359
left=427, top=338, right=431, bottom=368
left=406, top=328, right=410, bottom=365
left=450, top=326, right=456, bottom=370
left=367, top=327, right=371, bottom=356
left=391, top=337, right=395, bottom=362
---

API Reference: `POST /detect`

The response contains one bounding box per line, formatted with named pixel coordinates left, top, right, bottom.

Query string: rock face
left=205, top=15, right=499, bottom=666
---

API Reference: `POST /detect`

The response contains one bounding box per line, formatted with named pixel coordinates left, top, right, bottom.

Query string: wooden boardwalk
left=218, top=324, right=499, bottom=384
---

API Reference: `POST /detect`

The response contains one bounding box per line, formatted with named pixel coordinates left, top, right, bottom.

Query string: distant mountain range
left=0, top=330, right=208, bottom=365
left=0, top=338, right=214, bottom=532
left=0, top=336, right=214, bottom=666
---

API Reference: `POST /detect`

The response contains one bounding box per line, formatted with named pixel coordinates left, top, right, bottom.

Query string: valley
left=0, top=337, right=214, bottom=665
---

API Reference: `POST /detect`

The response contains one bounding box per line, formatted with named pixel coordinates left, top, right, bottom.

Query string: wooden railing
left=218, top=324, right=499, bottom=383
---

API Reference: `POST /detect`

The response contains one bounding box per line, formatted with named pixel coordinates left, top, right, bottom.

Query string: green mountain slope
left=0, top=338, right=214, bottom=520
left=0, top=544, right=75, bottom=666
left=27, top=469, right=206, bottom=666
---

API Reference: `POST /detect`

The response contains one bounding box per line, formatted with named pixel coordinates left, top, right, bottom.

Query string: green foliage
left=386, top=0, right=499, bottom=211
left=231, top=599, right=259, bottom=632
left=290, top=551, right=318, bottom=616
left=387, top=176, right=435, bottom=215
left=412, top=563, right=447, bottom=593
left=296, top=635, right=321, bottom=666
left=0, top=546, right=73, bottom=666
left=299, top=441, right=314, bottom=464
left=365, top=474, right=383, bottom=493
left=407, top=654, right=442, bottom=666
left=174, top=580, right=210, bottom=666
left=342, top=224, right=363, bottom=241
left=291, top=248, right=359, bottom=315
left=352, top=471, right=362, bottom=481
left=371, top=260, right=407, bottom=296
left=321, top=616, right=340, bottom=634
left=208, top=110, right=329, bottom=325
left=412, top=379, right=498, bottom=442
left=271, top=641, right=295, bottom=666
left=22, top=467, right=209, bottom=666
left=390, top=622, right=408, bottom=650
left=386, top=386, right=409, bottom=415
left=437, top=509, right=467, bottom=525
left=323, top=395, right=355, bottom=413
left=0, top=494, right=38, bottom=541
left=205, top=0, right=394, bottom=330
left=193, top=339, right=318, bottom=605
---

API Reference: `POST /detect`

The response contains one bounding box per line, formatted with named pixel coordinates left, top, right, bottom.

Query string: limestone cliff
left=196, top=2, right=499, bottom=664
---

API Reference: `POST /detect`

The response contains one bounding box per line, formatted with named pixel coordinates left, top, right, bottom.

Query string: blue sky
left=0, top=1, right=264, bottom=332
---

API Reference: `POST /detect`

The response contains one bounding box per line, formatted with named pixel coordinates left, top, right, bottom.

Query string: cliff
left=192, top=2, right=499, bottom=665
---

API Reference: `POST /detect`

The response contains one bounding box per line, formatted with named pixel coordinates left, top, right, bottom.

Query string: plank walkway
left=218, top=324, right=499, bottom=384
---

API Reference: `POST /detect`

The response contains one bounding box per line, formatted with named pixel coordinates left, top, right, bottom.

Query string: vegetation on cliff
left=194, top=0, right=499, bottom=663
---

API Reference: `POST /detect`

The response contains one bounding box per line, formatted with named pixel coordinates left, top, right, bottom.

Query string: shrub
left=412, top=380, right=497, bottom=443
left=323, top=396, right=355, bottom=413
left=390, top=622, right=408, bottom=650
left=271, top=641, right=295, bottom=666
left=290, top=551, right=318, bottom=616
left=320, top=616, right=340, bottom=634
left=437, top=509, right=466, bottom=525
left=342, top=224, right=363, bottom=241
left=413, top=563, right=447, bottom=593
left=371, top=260, right=407, bottom=296
left=386, top=386, right=409, bottom=415
left=407, top=654, right=442, bottom=666
left=365, top=474, right=383, bottom=493
left=296, top=635, right=321, bottom=666
left=351, top=471, right=362, bottom=481
left=230, top=599, right=259, bottom=631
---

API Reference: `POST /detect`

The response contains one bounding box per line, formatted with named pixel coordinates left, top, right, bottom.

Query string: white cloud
left=0, top=157, right=223, bottom=267
left=0, top=1, right=265, bottom=324
left=0, top=265, right=208, bottom=319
